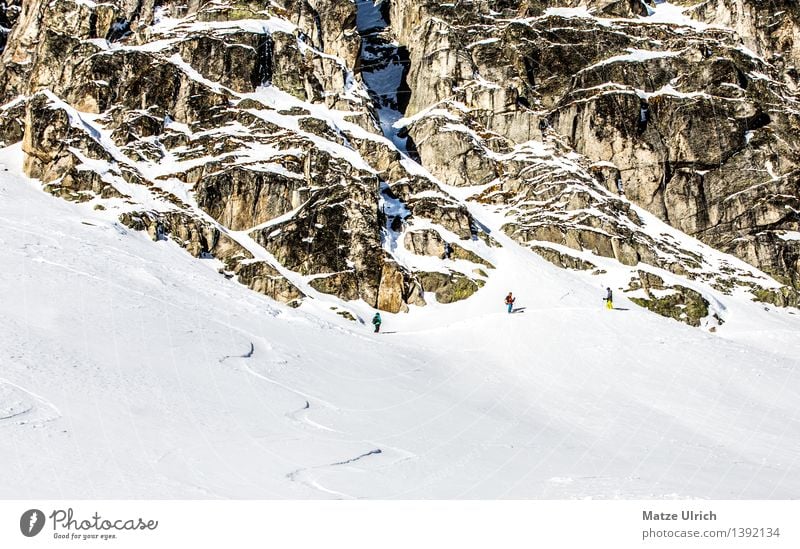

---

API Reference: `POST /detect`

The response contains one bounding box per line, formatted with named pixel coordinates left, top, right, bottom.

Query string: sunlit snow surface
left=545, top=1, right=715, bottom=31
left=1, top=145, right=799, bottom=499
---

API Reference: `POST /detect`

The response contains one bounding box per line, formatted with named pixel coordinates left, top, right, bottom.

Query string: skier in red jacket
left=505, top=292, right=515, bottom=314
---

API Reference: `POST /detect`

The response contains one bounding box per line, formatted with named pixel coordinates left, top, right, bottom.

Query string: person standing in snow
left=372, top=312, right=382, bottom=333
left=604, top=287, right=614, bottom=310
left=505, top=292, right=516, bottom=314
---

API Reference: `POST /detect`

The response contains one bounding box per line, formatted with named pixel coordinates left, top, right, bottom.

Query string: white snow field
left=1, top=144, right=800, bottom=500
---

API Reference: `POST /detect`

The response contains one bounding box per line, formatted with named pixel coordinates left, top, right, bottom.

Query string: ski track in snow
left=329, top=448, right=383, bottom=467
left=221, top=339, right=419, bottom=497
left=0, top=377, right=62, bottom=427
left=286, top=448, right=383, bottom=499
left=218, top=342, right=255, bottom=363
left=285, top=401, right=341, bottom=433
left=234, top=346, right=341, bottom=413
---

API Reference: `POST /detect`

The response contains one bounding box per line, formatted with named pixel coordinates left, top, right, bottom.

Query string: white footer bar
left=1, top=501, right=796, bottom=548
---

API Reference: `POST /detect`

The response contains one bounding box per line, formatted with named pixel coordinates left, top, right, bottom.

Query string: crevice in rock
left=661, top=159, right=673, bottom=225
left=355, top=1, right=414, bottom=249
left=357, top=0, right=412, bottom=146
left=0, top=0, right=16, bottom=54
left=735, top=66, right=749, bottom=90
left=0, top=4, right=10, bottom=28
left=745, top=111, right=771, bottom=132
left=313, top=11, right=324, bottom=51
left=523, top=55, right=537, bottom=89
left=397, top=125, right=420, bottom=162
left=106, top=17, right=132, bottom=43
left=252, top=33, right=274, bottom=88
left=570, top=115, right=579, bottom=145
left=696, top=171, right=710, bottom=229
left=394, top=45, right=412, bottom=114
left=88, top=11, right=97, bottom=39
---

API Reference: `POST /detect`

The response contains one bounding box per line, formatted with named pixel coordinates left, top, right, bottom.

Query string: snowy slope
left=2, top=144, right=800, bottom=499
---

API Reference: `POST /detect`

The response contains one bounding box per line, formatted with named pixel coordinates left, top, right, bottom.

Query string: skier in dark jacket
left=505, top=292, right=516, bottom=313
left=605, top=287, right=613, bottom=310
left=372, top=312, right=382, bottom=333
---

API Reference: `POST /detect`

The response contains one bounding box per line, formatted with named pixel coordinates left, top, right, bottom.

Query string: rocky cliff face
left=1, top=0, right=798, bottom=323
left=389, top=0, right=800, bottom=300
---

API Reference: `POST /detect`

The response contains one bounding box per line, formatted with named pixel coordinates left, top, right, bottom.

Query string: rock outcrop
left=626, top=270, right=713, bottom=328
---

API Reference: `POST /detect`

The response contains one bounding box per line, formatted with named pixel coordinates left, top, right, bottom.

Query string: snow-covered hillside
left=2, top=144, right=799, bottom=499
